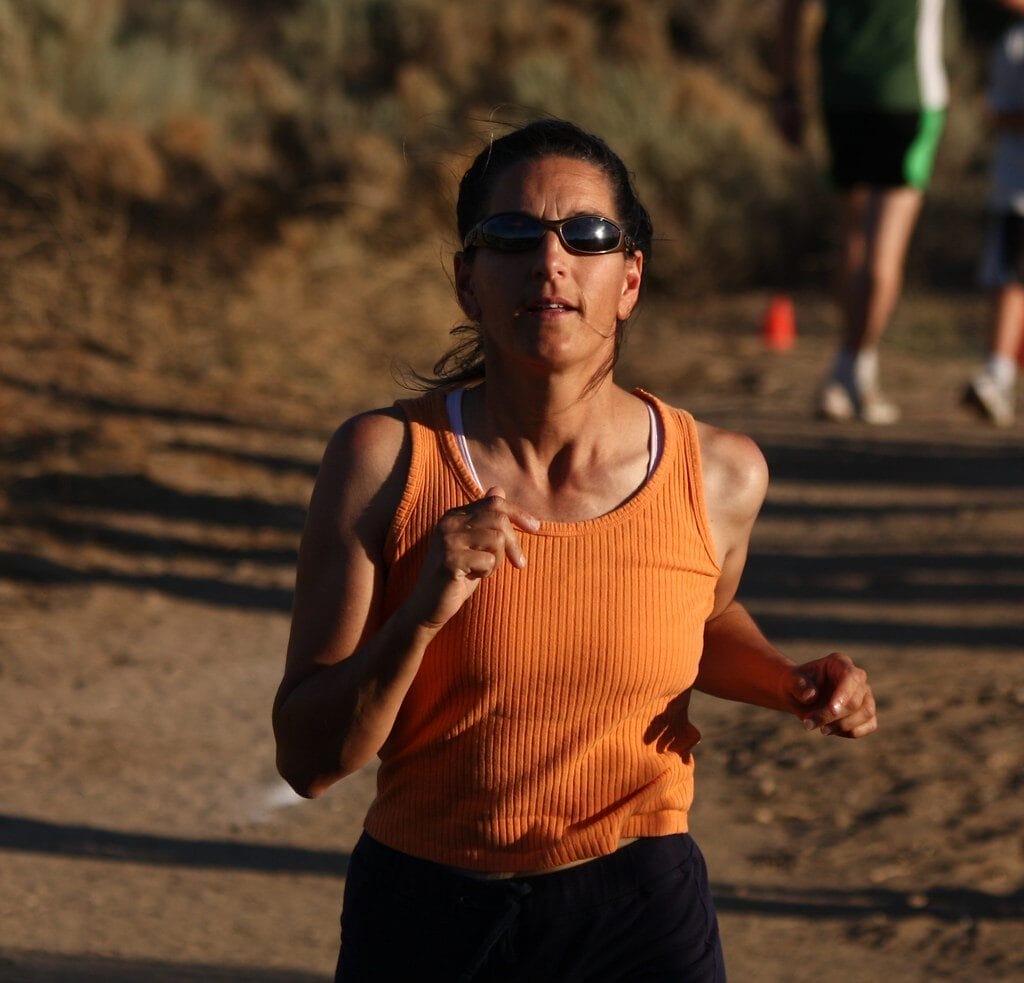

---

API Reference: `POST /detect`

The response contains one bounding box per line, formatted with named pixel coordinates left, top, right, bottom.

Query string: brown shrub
left=56, top=120, right=166, bottom=202
left=156, top=113, right=219, bottom=168
left=0, top=0, right=996, bottom=310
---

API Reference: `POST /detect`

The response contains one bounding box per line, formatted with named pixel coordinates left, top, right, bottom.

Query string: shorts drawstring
left=457, top=880, right=532, bottom=982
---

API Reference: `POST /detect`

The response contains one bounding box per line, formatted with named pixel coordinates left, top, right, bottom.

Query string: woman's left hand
left=787, top=652, right=878, bottom=739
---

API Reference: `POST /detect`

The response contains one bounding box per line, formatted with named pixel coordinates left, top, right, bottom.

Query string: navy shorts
left=979, top=212, right=1024, bottom=288
left=336, top=832, right=726, bottom=982
left=824, top=109, right=945, bottom=190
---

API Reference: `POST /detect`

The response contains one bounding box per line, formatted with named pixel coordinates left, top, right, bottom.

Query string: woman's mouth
left=519, top=299, right=576, bottom=317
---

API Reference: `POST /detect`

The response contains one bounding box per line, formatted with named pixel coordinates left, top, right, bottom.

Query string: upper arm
left=696, top=422, right=769, bottom=620
left=274, top=407, right=410, bottom=709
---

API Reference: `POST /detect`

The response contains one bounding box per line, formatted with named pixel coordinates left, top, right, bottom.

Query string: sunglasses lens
left=470, top=213, right=627, bottom=253
left=561, top=216, right=624, bottom=253
left=479, top=214, right=544, bottom=251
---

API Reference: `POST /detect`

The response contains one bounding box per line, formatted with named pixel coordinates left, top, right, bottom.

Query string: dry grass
left=0, top=0, right=1005, bottom=415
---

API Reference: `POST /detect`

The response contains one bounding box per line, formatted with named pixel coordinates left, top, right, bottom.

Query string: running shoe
left=963, top=371, right=1015, bottom=427
left=817, top=378, right=900, bottom=425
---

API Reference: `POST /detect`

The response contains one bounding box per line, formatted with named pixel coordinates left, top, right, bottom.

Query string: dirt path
left=1, top=298, right=1022, bottom=981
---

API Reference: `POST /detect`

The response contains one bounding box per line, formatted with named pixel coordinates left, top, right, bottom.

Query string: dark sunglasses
left=463, top=212, right=635, bottom=256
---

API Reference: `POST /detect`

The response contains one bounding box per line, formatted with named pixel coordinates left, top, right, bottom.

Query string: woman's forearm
left=696, top=601, right=802, bottom=714
left=273, top=605, right=438, bottom=797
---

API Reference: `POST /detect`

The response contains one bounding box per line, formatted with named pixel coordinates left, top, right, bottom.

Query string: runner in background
left=966, top=0, right=1024, bottom=427
left=777, top=0, right=948, bottom=424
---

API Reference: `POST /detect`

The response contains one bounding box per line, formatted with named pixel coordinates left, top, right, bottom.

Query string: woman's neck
left=460, top=379, right=651, bottom=520
left=472, top=372, right=622, bottom=449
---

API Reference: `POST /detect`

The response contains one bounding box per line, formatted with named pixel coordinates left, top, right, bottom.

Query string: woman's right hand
left=410, top=485, right=540, bottom=630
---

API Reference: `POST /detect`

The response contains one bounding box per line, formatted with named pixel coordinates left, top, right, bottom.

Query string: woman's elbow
left=275, top=750, right=346, bottom=799
left=271, top=696, right=370, bottom=795
left=274, top=728, right=367, bottom=797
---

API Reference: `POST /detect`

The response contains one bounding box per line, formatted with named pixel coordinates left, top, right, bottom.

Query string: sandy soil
left=1, top=291, right=1022, bottom=982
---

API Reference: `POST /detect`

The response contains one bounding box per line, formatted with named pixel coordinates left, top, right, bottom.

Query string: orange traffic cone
left=762, top=294, right=796, bottom=352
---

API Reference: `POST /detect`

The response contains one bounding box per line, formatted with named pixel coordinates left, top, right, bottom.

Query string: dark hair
left=457, top=119, right=653, bottom=259
left=420, top=118, right=652, bottom=391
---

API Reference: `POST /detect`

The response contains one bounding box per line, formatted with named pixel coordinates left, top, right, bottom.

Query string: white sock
left=986, top=354, right=1017, bottom=388
left=832, top=348, right=879, bottom=391
left=852, top=349, right=880, bottom=391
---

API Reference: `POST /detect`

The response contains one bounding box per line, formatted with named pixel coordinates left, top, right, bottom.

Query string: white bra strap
left=447, top=388, right=661, bottom=490
left=646, top=401, right=661, bottom=479
left=446, top=388, right=484, bottom=491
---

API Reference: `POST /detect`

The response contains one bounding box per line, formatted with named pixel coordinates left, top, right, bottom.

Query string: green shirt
left=819, top=0, right=948, bottom=112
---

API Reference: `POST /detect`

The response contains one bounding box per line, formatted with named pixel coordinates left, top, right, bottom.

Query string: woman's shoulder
left=640, top=393, right=766, bottom=507
left=315, top=406, right=412, bottom=514
left=329, top=404, right=407, bottom=461
left=648, top=404, right=767, bottom=519
left=322, top=387, right=454, bottom=496
left=643, top=394, right=764, bottom=470
left=694, top=418, right=768, bottom=523
left=691, top=418, right=765, bottom=471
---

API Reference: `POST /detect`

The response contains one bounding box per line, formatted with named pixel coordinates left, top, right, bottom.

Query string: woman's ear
left=617, top=251, right=643, bottom=322
left=454, top=252, right=481, bottom=320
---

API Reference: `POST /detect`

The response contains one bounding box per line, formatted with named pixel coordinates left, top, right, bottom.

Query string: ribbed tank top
left=364, top=388, right=721, bottom=872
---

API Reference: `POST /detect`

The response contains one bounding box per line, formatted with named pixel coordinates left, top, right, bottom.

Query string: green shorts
left=824, top=108, right=946, bottom=190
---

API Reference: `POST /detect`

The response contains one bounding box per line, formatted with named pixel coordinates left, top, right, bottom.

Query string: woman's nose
left=531, top=229, right=568, bottom=275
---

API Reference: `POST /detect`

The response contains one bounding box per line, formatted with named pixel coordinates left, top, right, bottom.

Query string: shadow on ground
left=0, top=815, right=348, bottom=877
left=0, top=950, right=329, bottom=982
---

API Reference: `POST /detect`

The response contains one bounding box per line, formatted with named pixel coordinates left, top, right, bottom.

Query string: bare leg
left=838, top=185, right=923, bottom=352
left=821, top=185, right=923, bottom=423
left=965, top=282, right=1023, bottom=426
left=990, top=282, right=1024, bottom=361
left=834, top=186, right=871, bottom=352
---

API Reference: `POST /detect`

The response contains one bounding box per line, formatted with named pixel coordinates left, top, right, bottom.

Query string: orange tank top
left=363, top=389, right=721, bottom=872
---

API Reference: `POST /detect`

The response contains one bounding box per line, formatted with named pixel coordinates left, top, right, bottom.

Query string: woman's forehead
left=485, top=156, right=616, bottom=217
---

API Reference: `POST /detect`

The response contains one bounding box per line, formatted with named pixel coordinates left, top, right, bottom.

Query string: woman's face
left=455, top=155, right=643, bottom=378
